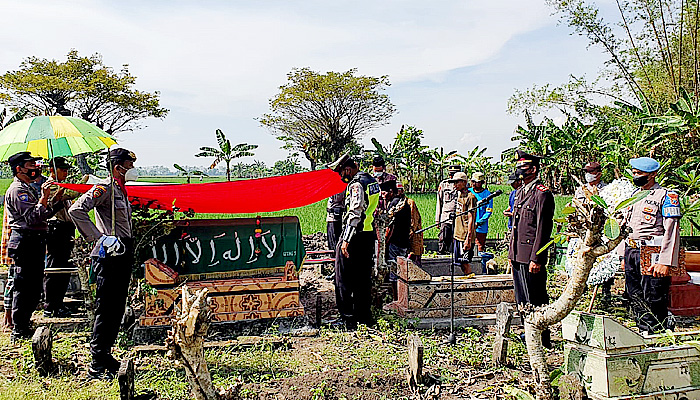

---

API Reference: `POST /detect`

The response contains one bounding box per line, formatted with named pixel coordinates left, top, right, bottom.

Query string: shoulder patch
left=663, top=191, right=681, bottom=218
left=536, top=184, right=549, bottom=192
left=18, top=192, right=30, bottom=202
left=92, top=185, right=107, bottom=199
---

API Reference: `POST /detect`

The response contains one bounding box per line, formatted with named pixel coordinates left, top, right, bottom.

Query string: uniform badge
left=662, top=192, right=682, bottom=217
left=667, top=192, right=679, bottom=206
left=92, top=186, right=106, bottom=199
left=644, top=214, right=653, bottom=222
left=18, top=192, right=29, bottom=202
left=643, top=206, right=654, bottom=214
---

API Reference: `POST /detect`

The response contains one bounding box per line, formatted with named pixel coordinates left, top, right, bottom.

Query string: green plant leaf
left=536, top=239, right=555, bottom=255
left=554, top=217, right=567, bottom=223
left=503, top=386, right=536, bottom=400
left=591, top=195, right=608, bottom=209
left=550, top=366, right=564, bottom=387
left=562, top=206, right=576, bottom=215
left=615, top=190, right=650, bottom=211
left=604, top=217, right=620, bottom=239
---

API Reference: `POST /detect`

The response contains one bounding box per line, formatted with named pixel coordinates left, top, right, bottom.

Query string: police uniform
left=326, top=191, right=345, bottom=251
left=332, top=155, right=380, bottom=328
left=508, top=151, right=555, bottom=307
left=618, top=157, right=681, bottom=333
left=68, top=148, right=136, bottom=376
left=4, top=152, right=52, bottom=340
left=43, top=157, right=79, bottom=317
left=435, top=166, right=461, bottom=254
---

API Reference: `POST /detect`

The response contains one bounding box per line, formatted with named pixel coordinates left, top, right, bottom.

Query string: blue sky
left=0, top=0, right=613, bottom=168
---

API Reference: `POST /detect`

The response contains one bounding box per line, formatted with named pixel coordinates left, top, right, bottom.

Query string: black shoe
left=10, top=328, right=34, bottom=344
left=88, top=366, right=116, bottom=380
left=44, top=307, right=72, bottom=318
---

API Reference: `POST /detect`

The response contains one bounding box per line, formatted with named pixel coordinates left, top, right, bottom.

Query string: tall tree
left=195, top=129, right=257, bottom=181
left=0, top=50, right=169, bottom=173
left=259, top=67, right=396, bottom=170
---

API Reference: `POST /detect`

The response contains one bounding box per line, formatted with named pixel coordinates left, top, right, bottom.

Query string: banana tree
left=173, top=164, right=208, bottom=184
left=195, top=129, right=258, bottom=181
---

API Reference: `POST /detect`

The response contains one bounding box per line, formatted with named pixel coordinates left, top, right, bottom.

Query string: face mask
left=373, top=171, right=383, bottom=177
left=124, top=168, right=139, bottom=182
left=584, top=173, right=598, bottom=183
left=633, top=175, right=649, bottom=187
left=23, top=168, right=41, bottom=180
left=516, top=167, right=534, bottom=179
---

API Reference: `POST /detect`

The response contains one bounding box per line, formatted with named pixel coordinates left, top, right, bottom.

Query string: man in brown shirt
left=618, top=157, right=681, bottom=333
left=450, top=172, right=477, bottom=275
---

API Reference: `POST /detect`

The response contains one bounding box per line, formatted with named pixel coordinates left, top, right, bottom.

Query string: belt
left=626, top=238, right=640, bottom=249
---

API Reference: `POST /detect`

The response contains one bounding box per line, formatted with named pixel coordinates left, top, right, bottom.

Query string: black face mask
left=23, top=168, right=41, bottom=180
left=633, top=175, right=649, bottom=187
left=516, top=167, right=535, bottom=180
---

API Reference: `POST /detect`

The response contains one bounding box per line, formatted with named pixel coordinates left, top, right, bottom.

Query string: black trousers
left=624, top=246, right=671, bottom=333
left=334, top=231, right=375, bottom=326
left=326, top=220, right=342, bottom=251
left=511, top=261, right=549, bottom=307
left=90, top=238, right=133, bottom=367
left=438, top=223, right=453, bottom=254
left=44, top=221, right=75, bottom=312
left=9, top=230, right=47, bottom=334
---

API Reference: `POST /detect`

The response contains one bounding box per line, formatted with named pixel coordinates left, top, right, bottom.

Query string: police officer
left=330, top=154, right=379, bottom=329
left=618, top=157, right=680, bottom=334
left=69, top=148, right=137, bottom=379
left=326, top=191, right=345, bottom=251
left=4, top=151, right=54, bottom=342
left=508, top=150, right=555, bottom=345
left=43, top=157, right=79, bottom=318
left=435, top=165, right=462, bottom=254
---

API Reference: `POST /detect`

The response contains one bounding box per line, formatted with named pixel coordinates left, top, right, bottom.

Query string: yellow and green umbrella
left=0, top=115, right=117, bottom=161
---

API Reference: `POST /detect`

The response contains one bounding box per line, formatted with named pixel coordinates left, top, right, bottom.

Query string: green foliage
left=173, top=163, right=208, bottom=183
left=259, top=67, right=396, bottom=169
left=503, top=385, right=536, bottom=400
left=195, top=129, right=258, bottom=181
left=0, top=50, right=168, bottom=133
left=604, top=217, right=621, bottom=240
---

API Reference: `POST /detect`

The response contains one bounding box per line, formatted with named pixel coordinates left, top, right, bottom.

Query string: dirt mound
left=240, top=368, right=411, bottom=400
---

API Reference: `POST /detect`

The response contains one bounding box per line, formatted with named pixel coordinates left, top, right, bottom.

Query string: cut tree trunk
left=523, top=202, right=626, bottom=400
left=166, top=287, right=218, bottom=400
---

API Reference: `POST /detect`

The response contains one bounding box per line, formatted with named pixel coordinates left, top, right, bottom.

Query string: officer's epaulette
left=536, top=184, right=549, bottom=192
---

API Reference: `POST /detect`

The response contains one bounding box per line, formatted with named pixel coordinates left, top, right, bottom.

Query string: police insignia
left=662, top=191, right=682, bottom=217
left=644, top=214, right=653, bottom=222
left=92, top=186, right=106, bottom=199
left=643, top=206, right=654, bottom=214
left=18, top=192, right=29, bottom=202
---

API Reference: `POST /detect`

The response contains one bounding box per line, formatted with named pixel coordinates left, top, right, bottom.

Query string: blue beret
left=629, top=157, right=660, bottom=173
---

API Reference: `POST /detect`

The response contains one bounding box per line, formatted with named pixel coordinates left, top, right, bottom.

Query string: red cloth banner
left=59, top=169, right=347, bottom=214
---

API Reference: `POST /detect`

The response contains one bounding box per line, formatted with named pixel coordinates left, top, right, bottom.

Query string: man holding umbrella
left=43, top=157, right=79, bottom=318
left=69, top=148, right=137, bottom=379
left=4, top=151, right=54, bottom=342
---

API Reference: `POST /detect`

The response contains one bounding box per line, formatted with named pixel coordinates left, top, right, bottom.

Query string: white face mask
left=124, top=168, right=139, bottom=182
left=584, top=172, right=597, bottom=183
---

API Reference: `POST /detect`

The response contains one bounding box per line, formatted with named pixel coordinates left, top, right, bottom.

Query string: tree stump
left=166, top=287, right=218, bottom=400
left=118, top=358, right=135, bottom=400
left=32, top=326, right=53, bottom=376
left=407, top=334, right=424, bottom=388
left=491, top=302, right=512, bottom=367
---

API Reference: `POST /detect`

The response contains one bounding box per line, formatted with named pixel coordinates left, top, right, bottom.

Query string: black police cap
left=108, top=147, right=137, bottom=163
left=48, top=157, right=72, bottom=170
left=515, top=149, right=542, bottom=168
left=8, top=151, right=41, bottom=170
left=372, top=155, right=386, bottom=167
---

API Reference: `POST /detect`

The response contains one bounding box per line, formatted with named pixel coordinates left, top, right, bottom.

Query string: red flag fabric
left=59, top=169, right=347, bottom=214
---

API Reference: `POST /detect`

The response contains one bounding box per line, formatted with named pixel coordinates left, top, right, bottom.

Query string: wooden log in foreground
left=118, top=358, right=135, bottom=400
left=407, top=334, right=424, bottom=388
left=491, top=302, right=512, bottom=367
left=32, top=326, right=53, bottom=376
